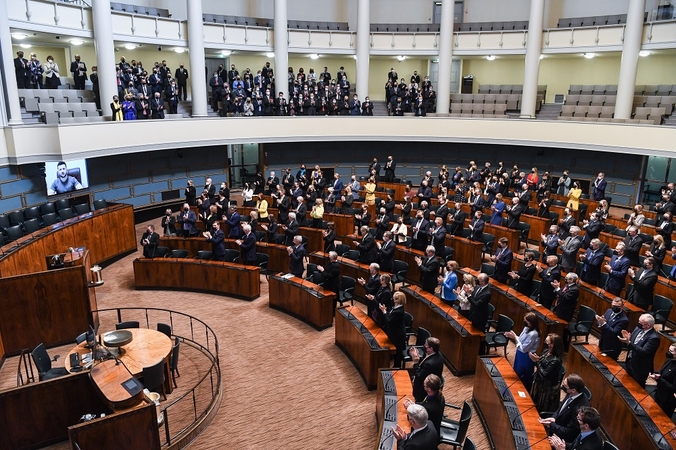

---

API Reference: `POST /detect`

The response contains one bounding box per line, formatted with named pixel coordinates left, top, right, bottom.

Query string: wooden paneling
left=268, top=274, right=336, bottom=330
left=308, top=251, right=386, bottom=302
left=375, top=369, right=412, bottom=450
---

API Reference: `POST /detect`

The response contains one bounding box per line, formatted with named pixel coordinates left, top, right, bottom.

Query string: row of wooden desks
left=374, top=369, right=412, bottom=450
left=268, top=273, right=336, bottom=330
left=569, top=344, right=676, bottom=449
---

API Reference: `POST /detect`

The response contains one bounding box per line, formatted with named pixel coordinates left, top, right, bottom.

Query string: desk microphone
left=510, top=403, right=537, bottom=430
left=523, top=433, right=553, bottom=450
left=500, top=378, right=521, bottom=401
left=653, top=425, right=676, bottom=450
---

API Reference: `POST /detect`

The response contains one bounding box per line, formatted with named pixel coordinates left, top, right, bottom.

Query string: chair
left=41, top=202, right=56, bottom=215
left=597, top=272, right=609, bottom=288
left=567, top=305, right=596, bottom=343
left=517, top=222, right=531, bottom=246
left=463, top=437, right=476, bottom=450
left=305, top=263, right=318, bottom=280
left=403, top=327, right=431, bottom=365
left=256, top=253, right=270, bottom=276
left=23, top=206, right=41, bottom=221
left=157, top=322, right=172, bottom=338
left=338, top=276, right=356, bottom=306
left=6, top=225, right=24, bottom=242
left=0, top=214, right=9, bottom=231
left=481, top=233, right=496, bottom=258
left=170, top=337, right=180, bottom=388
left=649, top=295, right=673, bottom=330
left=58, top=208, right=74, bottom=220
left=254, top=230, right=266, bottom=242
left=74, top=203, right=91, bottom=215
left=23, top=218, right=40, bottom=233
left=93, top=199, right=108, bottom=210
left=223, top=248, right=240, bottom=262
left=484, top=303, right=497, bottom=333
left=31, top=343, right=69, bottom=381
left=481, top=262, right=495, bottom=277
left=8, top=210, right=24, bottom=226
left=343, top=249, right=360, bottom=262
left=335, top=243, right=350, bottom=256
left=195, top=250, right=213, bottom=260
left=116, top=321, right=140, bottom=329
left=442, top=246, right=455, bottom=263
left=484, top=314, right=514, bottom=356
left=404, top=312, right=415, bottom=344
left=391, top=260, right=409, bottom=288
left=154, top=246, right=170, bottom=258
left=41, top=213, right=59, bottom=226
left=54, top=199, right=71, bottom=211
left=170, top=249, right=189, bottom=258
left=141, top=359, right=166, bottom=400
left=603, top=224, right=617, bottom=233
left=439, top=401, right=472, bottom=449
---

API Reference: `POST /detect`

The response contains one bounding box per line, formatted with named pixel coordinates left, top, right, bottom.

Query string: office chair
left=31, top=343, right=69, bottom=381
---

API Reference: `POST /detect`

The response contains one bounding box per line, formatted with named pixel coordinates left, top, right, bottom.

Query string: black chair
left=224, top=249, right=240, bottom=263
left=141, top=359, right=166, bottom=400
left=567, top=305, right=596, bottom=343
left=442, top=246, right=455, bottom=262
left=338, top=276, right=356, bottom=306
left=305, top=263, right=318, bottom=280
left=597, top=272, right=609, bottom=288
left=93, top=199, right=108, bottom=210
left=439, top=400, right=472, bottom=449
left=613, top=228, right=627, bottom=238
left=116, top=321, right=140, bottom=330
left=157, top=322, right=172, bottom=338
left=31, top=343, right=69, bottom=381
left=42, top=212, right=59, bottom=226
left=195, top=250, right=213, bottom=260
left=170, top=336, right=180, bottom=388
left=529, top=249, right=541, bottom=261
left=484, top=303, right=496, bottom=333
left=404, top=312, right=415, bottom=344
left=517, top=222, right=530, bottom=246
left=58, top=208, right=74, bottom=220
left=256, top=253, right=270, bottom=276
left=604, top=224, right=617, bottom=233
left=481, top=233, right=495, bottom=258
left=335, top=243, right=350, bottom=257
left=391, top=260, right=408, bottom=288
left=6, top=225, right=24, bottom=242
left=154, top=246, right=170, bottom=258
left=74, top=203, right=91, bottom=215
left=8, top=210, right=24, bottom=226
left=649, top=295, right=673, bottom=330
left=0, top=214, right=9, bottom=232
left=403, top=326, right=431, bottom=365
left=40, top=202, right=56, bottom=215
left=530, top=279, right=541, bottom=301
left=54, top=199, right=71, bottom=211
left=170, top=249, right=189, bottom=258
left=23, top=206, right=41, bottom=221
left=463, top=437, right=476, bottom=450
left=481, top=262, right=495, bottom=277
left=23, top=218, right=40, bottom=233
left=343, top=249, right=360, bottom=261
left=484, top=314, right=514, bottom=356
left=254, top=230, right=266, bottom=242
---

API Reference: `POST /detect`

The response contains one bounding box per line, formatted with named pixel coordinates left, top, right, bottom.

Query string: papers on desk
left=281, top=273, right=294, bottom=279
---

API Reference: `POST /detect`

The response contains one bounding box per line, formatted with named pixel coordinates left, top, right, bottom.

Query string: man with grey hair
left=558, top=225, right=582, bottom=272
left=619, top=313, right=659, bottom=388
left=287, top=235, right=305, bottom=278
left=391, top=403, right=437, bottom=448
left=316, top=250, right=340, bottom=294
left=354, top=225, right=378, bottom=264
left=416, top=246, right=440, bottom=294
left=580, top=238, right=604, bottom=284
left=283, top=212, right=299, bottom=245
left=235, top=224, right=256, bottom=265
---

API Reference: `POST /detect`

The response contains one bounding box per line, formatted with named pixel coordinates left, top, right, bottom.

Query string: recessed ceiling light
left=266, top=52, right=275, bottom=58
left=583, top=53, right=595, bottom=59
left=70, top=39, right=84, bottom=46
left=174, top=47, right=185, bottom=53
left=639, top=50, right=651, bottom=57
left=309, top=54, right=319, bottom=60
left=486, top=55, right=496, bottom=61
left=19, top=44, right=32, bottom=49
left=11, top=33, right=27, bottom=40
left=221, top=50, right=231, bottom=56
left=124, top=43, right=137, bottom=50
left=396, top=55, right=406, bottom=61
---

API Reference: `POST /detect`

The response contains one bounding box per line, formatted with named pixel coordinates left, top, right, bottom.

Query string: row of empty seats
left=478, top=85, right=547, bottom=96
left=110, top=2, right=171, bottom=18
left=19, top=89, right=95, bottom=104
left=632, top=96, right=676, bottom=115
left=450, top=93, right=543, bottom=112
left=449, top=103, right=508, bottom=117
left=288, top=20, right=349, bottom=31
left=557, top=116, right=656, bottom=125
left=559, top=105, right=664, bottom=124
left=37, top=103, right=101, bottom=124
left=568, top=84, right=676, bottom=96
left=565, top=94, right=617, bottom=107
left=371, top=23, right=441, bottom=33
left=202, top=14, right=273, bottom=28
left=557, top=14, right=629, bottom=28
left=454, top=21, right=529, bottom=32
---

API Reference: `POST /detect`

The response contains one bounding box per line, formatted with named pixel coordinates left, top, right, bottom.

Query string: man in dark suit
left=392, top=405, right=438, bottom=450
left=69, top=55, right=87, bottom=90
left=619, top=314, right=660, bottom=388
left=174, top=63, right=189, bottom=101
left=581, top=213, right=602, bottom=249
left=409, top=337, right=444, bottom=402
left=316, top=251, right=341, bottom=294
left=275, top=188, right=290, bottom=224
left=177, top=203, right=199, bottom=237
left=224, top=205, right=242, bottom=239
left=558, top=208, right=576, bottom=239
left=14, top=51, right=30, bottom=88
left=468, top=187, right=485, bottom=216
left=359, top=263, right=381, bottom=318
left=416, top=246, right=441, bottom=294
left=537, top=255, right=561, bottom=309
left=209, top=71, right=224, bottom=111
left=283, top=212, right=299, bottom=246
left=355, top=225, right=378, bottom=265
left=435, top=196, right=449, bottom=225
left=295, top=196, right=308, bottom=226
left=204, top=178, right=216, bottom=203
left=541, top=224, right=560, bottom=263
left=468, top=273, right=491, bottom=333
left=592, top=172, right=606, bottom=201
left=580, top=239, right=604, bottom=285
left=429, top=217, right=446, bottom=257
left=235, top=224, right=257, bottom=265
left=558, top=226, right=583, bottom=272
left=374, top=208, right=390, bottom=240
left=287, top=235, right=306, bottom=278
left=552, top=273, right=579, bottom=323
left=549, top=406, right=603, bottom=450
left=448, top=203, right=467, bottom=236
left=623, top=226, right=643, bottom=267
left=383, top=155, right=396, bottom=182
left=490, top=237, right=513, bottom=284
left=594, top=297, right=629, bottom=360
left=410, top=211, right=430, bottom=251
left=627, top=256, right=658, bottom=310
left=150, top=92, right=165, bottom=119
left=505, top=197, right=524, bottom=229
left=468, top=210, right=485, bottom=242
left=376, top=232, right=395, bottom=273
left=204, top=221, right=225, bottom=261
left=265, top=171, right=279, bottom=194
left=140, top=224, right=160, bottom=257
left=369, top=157, right=381, bottom=178
left=603, top=243, right=630, bottom=295
left=538, top=374, right=590, bottom=443
left=649, top=343, right=676, bottom=417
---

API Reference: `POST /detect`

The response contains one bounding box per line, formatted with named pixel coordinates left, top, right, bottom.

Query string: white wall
left=463, top=0, right=531, bottom=22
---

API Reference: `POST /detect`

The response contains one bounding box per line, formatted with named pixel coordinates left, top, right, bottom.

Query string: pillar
left=436, top=0, right=455, bottom=116
left=520, top=0, right=545, bottom=119
left=92, top=0, right=118, bottom=118
left=274, top=0, right=288, bottom=101
left=0, top=0, right=23, bottom=125
left=187, top=0, right=208, bottom=117
left=356, top=0, right=370, bottom=101
left=615, top=0, right=647, bottom=119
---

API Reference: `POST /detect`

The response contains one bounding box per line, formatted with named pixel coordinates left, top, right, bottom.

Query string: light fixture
left=11, top=33, right=27, bottom=40
left=432, top=59, right=439, bottom=63
left=583, top=53, right=595, bottom=59
left=396, top=55, right=406, bottom=61
left=19, top=44, right=32, bottom=49
left=266, top=52, right=275, bottom=58
left=486, top=55, right=496, bottom=61
left=352, top=55, right=357, bottom=60
left=639, top=50, right=651, bottom=57
left=539, top=54, right=545, bottom=60
left=220, top=50, right=232, bottom=56
left=124, top=43, right=137, bottom=50
left=309, top=53, right=319, bottom=60
left=70, top=39, right=84, bottom=46
left=174, top=47, right=185, bottom=54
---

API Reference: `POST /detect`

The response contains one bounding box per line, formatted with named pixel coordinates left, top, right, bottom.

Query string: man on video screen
left=48, top=161, right=83, bottom=195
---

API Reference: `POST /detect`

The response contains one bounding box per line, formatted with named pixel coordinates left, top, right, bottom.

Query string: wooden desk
left=359, top=180, right=409, bottom=201
left=89, top=359, right=145, bottom=409
left=484, top=222, right=520, bottom=254
left=307, top=251, right=389, bottom=302
left=402, top=286, right=484, bottom=375
left=445, top=236, right=483, bottom=271
left=569, top=344, right=676, bottom=449
left=521, top=214, right=553, bottom=245
left=473, top=357, right=550, bottom=450
left=268, top=274, right=336, bottom=330
left=133, top=257, right=261, bottom=300
left=374, top=369, right=413, bottom=450
left=335, top=306, right=395, bottom=390
left=460, top=268, right=566, bottom=354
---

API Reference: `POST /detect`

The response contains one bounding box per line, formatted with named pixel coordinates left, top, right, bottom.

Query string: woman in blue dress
left=490, top=193, right=506, bottom=225
left=439, top=260, right=458, bottom=305
left=122, top=94, right=136, bottom=120
left=504, top=312, right=540, bottom=391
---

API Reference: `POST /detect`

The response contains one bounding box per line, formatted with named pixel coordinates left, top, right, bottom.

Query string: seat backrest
left=603, top=441, right=620, bottom=450
left=74, top=203, right=91, bottom=215
left=6, top=225, right=24, bottom=241
left=416, top=327, right=431, bottom=346
left=653, top=295, right=673, bottom=312
left=170, top=337, right=180, bottom=371
left=463, top=437, right=476, bottom=450
left=456, top=401, right=473, bottom=442
left=404, top=312, right=414, bottom=331
left=23, top=218, right=40, bottom=233
left=31, top=343, right=51, bottom=373
left=8, top=210, right=24, bottom=225
left=24, top=206, right=41, bottom=220
left=393, top=260, right=408, bottom=274
left=142, top=359, right=166, bottom=392
left=341, top=276, right=356, bottom=290
left=157, top=322, right=172, bottom=338
left=93, top=199, right=108, bottom=210
left=578, top=305, right=596, bottom=322
left=116, top=321, right=140, bottom=329
left=58, top=208, right=74, bottom=220
left=224, top=248, right=240, bottom=262
left=196, top=250, right=213, bottom=260
left=496, top=314, right=514, bottom=332
left=42, top=212, right=59, bottom=226
left=344, top=249, right=360, bottom=261
left=335, top=243, right=350, bottom=256
left=171, top=249, right=189, bottom=258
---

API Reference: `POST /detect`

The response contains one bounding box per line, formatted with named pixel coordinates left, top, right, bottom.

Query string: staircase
left=371, top=101, right=388, bottom=116
left=536, top=103, right=563, bottom=121
left=177, top=99, right=219, bottom=118
left=20, top=107, right=41, bottom=125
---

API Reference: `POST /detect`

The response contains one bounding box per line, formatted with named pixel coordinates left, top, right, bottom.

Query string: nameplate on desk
left=121, top=376, right=143, bottom=396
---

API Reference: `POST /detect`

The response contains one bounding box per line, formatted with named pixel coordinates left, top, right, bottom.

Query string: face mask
left=611, top=306, right=622, bottom=313
left=667, top=352, right=674, bottom=359
left=560, top=386, right=568, bottom=393
left=523, top=321, right=529, bottom=329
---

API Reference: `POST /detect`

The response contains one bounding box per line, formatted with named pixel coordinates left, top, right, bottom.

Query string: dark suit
left=628, top=268, right=657, bottom=309
left=448, top=209, right=467, bottom=236
left=383, top=305, right=406, bottom=367
left=140, top=231, right=160, bottom=257
left=560, top=235, right=583, bottom=272
left=654, top=358, right=676, bottom=416
left=277, top=195, right=290, bottom=223
left=289, top=244, right=306, bottom=278
left=542, top=232, right=559, bottom=261
left=539, top=265, right=561, bottom=309
left=624, top=234, right=643, bottom=267
left=429, top=225, right=446, bottom=257
left=553, top=283, right=579, bottom=322
left=566, top=429, right=603, bottom=450
left=492, top=246, right=513, bottom=284
left=419, top=394, right=444, bottom=442
left=396, top=421, right=438, bottom=450
left=468, top=284, right=491, bottom=332
left=559, top=215, right=575, bottom=239
left=378, top=239, right=395, bottom=273
left=625, top=326, right=660, bottom=388
left=506, top=204, right=524, bottom=229
left=605, top=255, right=629, bottom=296
left=582, top=220, right=602, bottom=248
left=469, top=217, right=484, bottom=242
left=225, top=211, right=242, bottom=239
left=580, top=248, right=604, bottom=285
left=239, top=232, right=257, bottom=264
left=284, top=219, right=299, bottom=245
left=411, top=218, right=430, bottom=251
left=177, top=210, right=199, bottom=237
left=549, top=394, right=590, bottom=443
left=597, top=308, right=628, bottom=360
left=371, top=285, right=393, bottom=326
left=412, top=351, right=444, bottom=402
left=318, top=260, right=340, bottom=294
left=151, top=97, right=165, bottom=119
left=419, top=256, right=441, bottom=294
left=207, top=229, right=226, bottom=260
left=357, top=233, right=378, bottom=265
left=295, top=203, right=308, bottom=225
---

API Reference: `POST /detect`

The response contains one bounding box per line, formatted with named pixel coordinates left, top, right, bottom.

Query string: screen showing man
left=47, top=160, right=87, bottom=195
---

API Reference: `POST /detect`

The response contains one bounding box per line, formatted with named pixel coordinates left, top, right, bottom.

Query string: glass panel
left=646, top=156, right=668, bottom=182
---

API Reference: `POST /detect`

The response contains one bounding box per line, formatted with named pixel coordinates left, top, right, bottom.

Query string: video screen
left=45, top=159, right=89, bottom=196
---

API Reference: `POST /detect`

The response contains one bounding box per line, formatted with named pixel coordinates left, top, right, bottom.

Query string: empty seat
left=565, top=94, right=579, bottom=105
left=592, top=85, right=607, bottom=94
left=93, top=199, right=108, bottom=210
left=587, top=106, right=602, bottom=118
left=55, top=199, right=70, bottom=211
left=569, top=85, right=582, bottom=95
left=58, top=208, right=74, bottom=220
left=6, top=225, right=24, bottom=242
left=560, top=105, right=575, bottom=116
left=578, top=94, right=592, bottom=105
left=600, top=106, right=614, bottom=118
left=74, top=203, right=90, bottom=215
left=23, top=218, right=40, bottom=233
left=494, top=104, right=507, bottom=115
left=633, top=107, right=650, bottom=120
left=42, top=213, right=59, bottom=226
left=8, top=210, right=24, bottom=226
left=53, top=103, right=73, bottom=119
left=38, top=103, right=58, bottom=124
left=23, top=206, right=41, bottom=221
left=590, top=95, right=605, bottom=106
left=580, top=85, right=594, bottom=95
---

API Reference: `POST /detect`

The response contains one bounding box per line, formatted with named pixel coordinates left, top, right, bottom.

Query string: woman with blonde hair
left=626, top=204, right=645, bottom=231
left=646, top=234, right=667, bottom=275
left=364, top=176, right=377, bottom=206
left=566, top=181, right=582, bottom=211
left=379, top=291, right=407, bottom=367
left=310, top=198, right=324, bottom=228
left=456, top=273, right=477, bottom=315
left=43, top=55, right=61, bottom=88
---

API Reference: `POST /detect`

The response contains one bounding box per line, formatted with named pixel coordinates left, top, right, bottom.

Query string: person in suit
left=368, top=274, right=392, bottom=325
left=235, top=224, right=257, bottom=265
left=558, top=226, right=583, bottom=273
left=203, top=221, right=226, bottom=261
left=174, top=63, right=189, bottom=101
left=490, top=237, right=513, bottom=284
left=468, top=187, right=485, bottom=216
left=435, top=196, right=449, bottom=225
left=322, top=222, right=336, bottom=253
left=541, top=225, right=560, bottom=263
left=549, top=406, right=603, bottom=450
left=282, top=212, right=299, bottom=246
left=592, top=172, right=606, bottom=201
left=579, top=239, right=604, bottom=285
left=359, top=263, right=382, bottom=318
left=506, top=196, right=524, bottom=229
left=380, top=291, right=407, bottom=367
left=295, top=196, right=308, bottom=226
left=403, top=374, right=445, bottom=443
left=618, top=314, right=660, bottom=388
left=391, top=404, right=438, bottom=450
left=204, top=178, right=216, bottom=203
left=429, top=217, right=446, bottom=257
left=656, top=212, right=673, bottom=248
left=209, top=71, right=224, bottom=111
left=177, top=203, right=199, bottom=237
left=581, top=213, right=602, bottom=249
left=490, top=193, right=506, bottom=225
left=14, top=51, right=30, bottom=88
left=140, top=224, right=160, bottom=257
left=69, top=54, right=87, bottom=90
left=376, top=231, right=395, bottom=273
left=416, top=246, right=441, bottom=294
left=439, top=260, right=459, bottom=305
left=645, top=234, right=667, bottom=277
left=410, top=211, right=430, bottom=251
left=316, top=251, right=340, bottom=294
left=409, top=337, right=444, bottom=402
left=468, top=210, right=485, bottom=242
left=224, top=205, right=242, bottom=239
left=530, top=333, right=565, bottom=413
left=161, top=209, right=176, bottom=236
left=558, top=208, right=576, bottom=240
left=602, top=242, right=630, bottom=295
left=287, top=235, right=306, bottom=278
left=448, top=202, right=468, bottom=236
left=594, top=297, right=629, bottom=360
left=537, top=255, right=561, bottom=309
left=150, top=92, right=165, bottom=119
left=552, top=272, right=580, bottom=322
left=649, top=343, right=676, bottom=417
left=466, top=273, right=492, bottom=333
left=374, top=207, right=390, bottom=240
left=384, top=155, right=396, bottom=182
left=507, top=251, right=536, bottom=296
left=538, top=374, right=590, bottom=443
left=627, top=256, right=658, bottom=310
left=354, top=225, right=378, bottom=265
